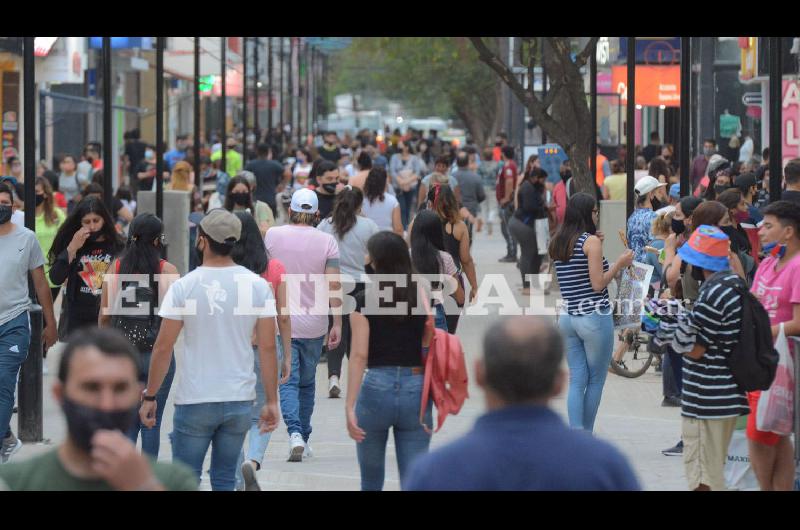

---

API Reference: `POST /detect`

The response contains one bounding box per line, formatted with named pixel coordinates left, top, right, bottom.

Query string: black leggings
left=326, top=282, right=364, bottom=378
left=508, top=217, right=542, bottom=289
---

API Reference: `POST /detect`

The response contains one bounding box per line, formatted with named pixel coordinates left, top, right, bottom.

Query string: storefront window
left=715, top=37, right=740, bottom=64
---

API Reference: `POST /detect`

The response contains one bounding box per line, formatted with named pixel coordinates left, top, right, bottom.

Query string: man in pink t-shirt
left=748, top=201, right=800, bottom=491
left=264, top=188, right=341, bottom=462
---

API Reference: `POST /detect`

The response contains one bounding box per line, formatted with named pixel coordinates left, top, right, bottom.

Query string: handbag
left=755, top=323, right=795, bottom=436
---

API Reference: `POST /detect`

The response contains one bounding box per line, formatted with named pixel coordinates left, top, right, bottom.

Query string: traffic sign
left=742, top=92, right=762, bottom=106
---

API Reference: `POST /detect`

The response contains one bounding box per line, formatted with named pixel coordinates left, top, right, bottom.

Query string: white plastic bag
left=756, top=323, right=795, bottom=436
left=535, top=218, right=550, bottom=256
left=724, top=428, right=760, bottom=491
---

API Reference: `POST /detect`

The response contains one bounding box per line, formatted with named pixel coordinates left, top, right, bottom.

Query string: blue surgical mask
left=762, top=242, right=787, bottom=258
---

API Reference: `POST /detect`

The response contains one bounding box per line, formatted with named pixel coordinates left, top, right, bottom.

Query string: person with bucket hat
left=626, top=175, right=668, bottom=263
left=668, top=225, right=750, bottom=490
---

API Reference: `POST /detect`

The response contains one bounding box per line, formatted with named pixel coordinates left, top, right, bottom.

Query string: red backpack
left=419, top=296, right=469, bottom=433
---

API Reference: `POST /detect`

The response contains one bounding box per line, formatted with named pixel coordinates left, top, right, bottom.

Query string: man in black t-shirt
left=782, top=159, right=800, bottom=207
left=244, top=143, right=285, bottom=215
left=123, top=129, right=147, bottom=192
left=314, top=160, right=340, bottom=221
left=318, top=131, right=342, bottom=164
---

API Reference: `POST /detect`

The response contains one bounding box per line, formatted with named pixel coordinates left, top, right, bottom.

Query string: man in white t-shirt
left=265, top=189, right=341, bottom=461
left=139, top=209, right=279, bottom=491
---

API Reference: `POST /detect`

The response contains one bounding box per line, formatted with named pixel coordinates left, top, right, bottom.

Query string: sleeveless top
left=443, top=222, right=462, bottom=271
left=554, top=232, right=610, bottom=316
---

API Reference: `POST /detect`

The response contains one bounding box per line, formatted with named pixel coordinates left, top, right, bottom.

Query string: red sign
left=782, top=80, right=800, bottom=167
left=212, top=69, right=243, bottom=98
left=611, top=65, right=681, bottom=107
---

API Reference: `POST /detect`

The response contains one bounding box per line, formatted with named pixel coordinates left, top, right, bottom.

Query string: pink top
left=552, top=180, right=567, bottom=224
left=262, top=258, right=286, bottom=296
left=751, top=252, right=800, bottom=325
left=265, top=224, right=340, bottom=339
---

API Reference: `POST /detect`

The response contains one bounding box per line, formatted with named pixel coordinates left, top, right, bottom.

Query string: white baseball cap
left=634, top=175, right=667, bottom=196
left=290, top=188, right=319, bottom=214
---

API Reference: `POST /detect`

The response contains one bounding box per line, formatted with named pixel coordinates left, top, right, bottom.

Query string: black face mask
left=365, top=262, right=375, bottom=275
left=322, top=183, right=337, bottom=194
left=671, top=218, right=686, bottom=235
left=230, top=192, right=250, bottom=206
left=560, top=170, right=572, bottom=183
left=690, top=264, right=706, bottom=282
left=35, top=194, right=45, bottom=206
left=714, top=184, right=730, bottom=195
left=61, top=396, right=138, bottom=453
left=651, top=197, right=662, bottom=211
left=86, top=231, right=103, bottom=243
left=0, top=205, right=11, bottom=225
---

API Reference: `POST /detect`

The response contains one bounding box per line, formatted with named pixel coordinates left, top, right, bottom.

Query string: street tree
left=331, top=37, right=505, bottom=149
left=469, top=37, right=599, bottom=194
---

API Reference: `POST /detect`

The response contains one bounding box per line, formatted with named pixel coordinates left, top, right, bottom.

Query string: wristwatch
left=142, top=390, right=156, bottom=402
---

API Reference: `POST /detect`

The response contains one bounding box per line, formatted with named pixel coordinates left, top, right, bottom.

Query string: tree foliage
left=330, top=37, right=504, bottom=148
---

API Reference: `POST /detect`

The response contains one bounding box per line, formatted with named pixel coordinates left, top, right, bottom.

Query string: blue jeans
left=0, top=312, right=30, bottom=440
left=355, top=367, right=433, bottom=491
left=433, top=302, right=448, bottom=332
left=127, top=351, right=175, bottom=458
left=170, top=400, right=252, bottom=491
left=280, top=336, right=325, bottom=441
left=234, top=339, right=285, bottom=489
left=395, top=187, right=417, bottom=230
left=558, top=311, right=614, bottom=432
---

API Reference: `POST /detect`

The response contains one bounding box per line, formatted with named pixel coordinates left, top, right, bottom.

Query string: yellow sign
left=740, top=37, right=757, bottom=81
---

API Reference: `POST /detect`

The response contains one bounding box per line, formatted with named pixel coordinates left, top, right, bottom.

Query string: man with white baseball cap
left=627, top=176, right=668, bottom=263
left=140, top=208, right=281, bottom=490
left=265, top=189, right=342, bottom=461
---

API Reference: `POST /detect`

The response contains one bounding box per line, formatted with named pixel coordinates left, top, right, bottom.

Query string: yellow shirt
left=603, top=173, right=627, bottom=201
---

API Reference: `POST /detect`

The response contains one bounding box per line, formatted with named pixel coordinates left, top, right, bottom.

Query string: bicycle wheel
left=609, top=330, right=655, bottom=378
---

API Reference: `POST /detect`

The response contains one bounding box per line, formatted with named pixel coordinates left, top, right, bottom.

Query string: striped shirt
left=554, top=233, right=610, bottom=316
left=670, top=272, right=750, bottom=419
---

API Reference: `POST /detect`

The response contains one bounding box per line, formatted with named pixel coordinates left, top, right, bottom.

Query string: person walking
left=509, top=167, right=548, bottom=296
left=230, top=212, right=292, bottom=491
left=550, top=192, right=634, bottom=431
left=426, top=184, right=478, bottom=333
left=48, top=197, right=124, bottom=337
left=317, top=187, right=379, bottom=399
left=453, top=151, right=486, bottom=244
left=404, top=317, right=641, bottom=491
left=0, top=328, right=196, bottom=490
left=98, top=214, right=178, bottom=459
left=0, top=182, right=57, bottom=463
left=265, top=189, right=342, bottom=461
left=747, top=201, right=800, bottom=491
left=497, top=146, right=518, bottom=262
left=224, top=174, right=275, bottom=237
left=360, top=167, right=402, bottom=235
left=346, top=231, right=433, bottom=491
left=389, top=140, right=426, bottom=230
left=627, top=176, right=666, bottom=264
left=33, top=176, right=67, bottom=303
left=245, top=143, right=286, bottom=216
left=139, top=209, right=280, bottom=491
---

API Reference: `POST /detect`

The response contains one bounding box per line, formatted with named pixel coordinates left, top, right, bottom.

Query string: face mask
left=61, top=396, right=138, bottom=453
left=703, top=147, right=714, bottom=157
left=0, top=205, right=11, bottom=224
left=690, top=264, right=706, bottom=282
left=671, top=218, right=686, bottom=235
left=734, top=210, right=749, bottom=223
left=322, top=183, right=337, bottom=194
left=560, top=170, right=572, bottom=183
left=762, top=242, right=788, bottom=258
left=230, top=192, right=250, bottom=206
left=35, top=194, right=45, bottom=206
left=714, top=184, right=730, bottom=195
left=86, top=231, right=102, bottom=243
left=145, top=150, right=154, bottom=159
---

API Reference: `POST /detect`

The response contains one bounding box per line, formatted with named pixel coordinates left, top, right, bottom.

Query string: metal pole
left=156, top=37, right=165, bottom=221
left=769, top=37, right=783, bottom=203
left=194, top=37, right=201, bottom=192
left=288, top=38, right=294, bottom=145
left=18, top=37, right=43, bottom=443
left=23, top=37, right=35, bottom=231
left=280, top=37, right=285, bottom=132
left=102, top=37, right=113, bottom=210
left=307, top=44, right=312, bottom=144
left=221, top=37, right=227, bottom=175
left=254, top=37, right=260, bottom=142
left=243, top=37, right=248, bottom=167
left=541, top=37, right=547, bottom=145
left=590, top=40, right=598, bottom=188
left=626, top=37, right=636, bottom=219
left=268, top=37, right=273, bottom=134
left=680, top=37, right=691, bottom=197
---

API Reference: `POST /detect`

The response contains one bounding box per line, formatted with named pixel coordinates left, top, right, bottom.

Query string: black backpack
left=713, top=273, right=778, bottom=392
left=111, top=262, right=162, bottom=354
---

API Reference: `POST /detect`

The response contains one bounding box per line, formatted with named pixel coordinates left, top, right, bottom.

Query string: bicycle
left=609, top=328, right=662, bottom=378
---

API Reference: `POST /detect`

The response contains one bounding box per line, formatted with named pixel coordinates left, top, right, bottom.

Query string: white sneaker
left=288, top=433, right=304, bottom=462
left=1, top=434, right=23, bottom=464
left=240, top=460, right=261, bottom=491
left=328, top=375, right=341, bottom=398
left=303, top=441, right=313, bottom=459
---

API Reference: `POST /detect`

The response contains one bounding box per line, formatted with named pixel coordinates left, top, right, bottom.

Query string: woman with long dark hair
left=508, top=167, right=548, bottom=296
left=49, top=197, right=124, bottom=335
left=346, top=231, right=433, bottom=491
left=98, top=213, right=178, bottom=458
left=224, top=174, right=275, bottom=237
left=361, top=167, right=402, bottom=235
left=409, top=209, right=464, bottom=331
left=317, top=187, right=379, bottom=398
left=231, top=211, right=291, bottom=491
left=425, top=184, right=478, bottom=332
left=550, top=192, right=634, bottom=432
left=34, top=176, right=67, bottom=302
